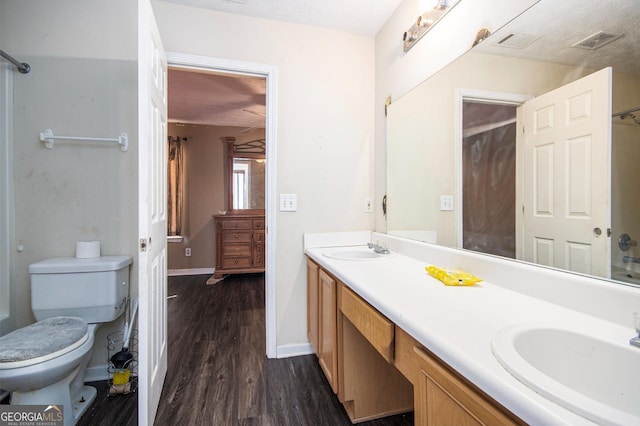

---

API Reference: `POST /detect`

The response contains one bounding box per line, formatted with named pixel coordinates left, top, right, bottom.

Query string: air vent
left=572, top=31, right=623, bottom=50
left=494, top=33, right=540, bottom=49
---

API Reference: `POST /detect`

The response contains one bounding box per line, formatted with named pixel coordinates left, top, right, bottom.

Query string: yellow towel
left=425, top=265, right=482, bottom=286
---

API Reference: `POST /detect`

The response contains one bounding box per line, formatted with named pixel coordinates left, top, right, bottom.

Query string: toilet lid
left=0, top=317, right=89, bottom=369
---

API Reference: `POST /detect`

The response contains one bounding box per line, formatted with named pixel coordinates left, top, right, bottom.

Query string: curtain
left=167, top=136, right=184, bottom=236
left=462, top=123, right=516, bottom=258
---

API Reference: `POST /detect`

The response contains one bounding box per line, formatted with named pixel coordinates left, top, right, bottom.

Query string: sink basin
left=491, top=326, right=640, bottom=425
left=323, top=247, right=395, bottom=261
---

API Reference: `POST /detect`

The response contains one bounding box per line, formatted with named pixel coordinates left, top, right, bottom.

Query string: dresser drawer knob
left=234, top=234, right=239, bottom=239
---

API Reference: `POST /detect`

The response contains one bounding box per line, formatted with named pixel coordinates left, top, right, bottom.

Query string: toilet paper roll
left=76, top=241, right=100, bottom=259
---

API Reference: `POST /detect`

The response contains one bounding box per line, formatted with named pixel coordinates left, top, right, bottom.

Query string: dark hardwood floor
left=78, top=273, right=413, bottom=425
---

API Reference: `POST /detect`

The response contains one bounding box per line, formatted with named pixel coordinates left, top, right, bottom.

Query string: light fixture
left=403, top=0, right=461, bottom=53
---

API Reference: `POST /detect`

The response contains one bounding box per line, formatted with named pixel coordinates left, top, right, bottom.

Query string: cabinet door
left=318, top=268, right=338, bottom=393
left=306, top=259, right=320, bottom=354
left=414, top=346, right=522, bottom=426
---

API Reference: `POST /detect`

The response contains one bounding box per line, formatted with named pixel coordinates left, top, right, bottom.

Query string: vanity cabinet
left=394, top=326, right=524, bottom=426
left=306, top=259, right=320, bottom=354
left=306, top=258, right=412, bottom=421
left=306, top=255, right=525, bottom=425
left=338, top=284, right=414, bottom=422
left=413, top=345, right=524, bottom=426
left=213, top=213, right=265, bottom=279
left=318, top=268, right=339, bottom=393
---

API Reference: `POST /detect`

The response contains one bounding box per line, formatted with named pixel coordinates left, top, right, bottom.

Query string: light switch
left=440, top=195, right=454, bottom=211
left=280, top=193, right=297, bottom=211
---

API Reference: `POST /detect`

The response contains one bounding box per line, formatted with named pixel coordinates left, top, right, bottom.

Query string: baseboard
left=85, top=364, right=111, bottom=382
left=168, top=267, right=215, bottom=277
left=276, top=342, right=314, bottom=359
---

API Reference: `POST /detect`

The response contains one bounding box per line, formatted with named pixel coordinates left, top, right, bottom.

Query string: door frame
left=166, top=52, right=278, bottom=358
left=454, top=89, right=531, bottom=250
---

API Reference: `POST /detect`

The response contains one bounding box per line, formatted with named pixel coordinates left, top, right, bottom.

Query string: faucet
left=631, top=312, right=640, bottom=348
left=368, top=242, right=390, bottom=255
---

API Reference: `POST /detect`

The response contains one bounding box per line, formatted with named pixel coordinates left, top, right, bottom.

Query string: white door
left=138, top=0, right=168, bottom=424
left=520, top=67, right=611, bottom=277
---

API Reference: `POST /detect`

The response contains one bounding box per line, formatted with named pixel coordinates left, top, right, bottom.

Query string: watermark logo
left=0, top=405, right=63, bottom=426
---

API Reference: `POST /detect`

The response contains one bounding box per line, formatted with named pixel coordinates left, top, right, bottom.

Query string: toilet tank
left=29, top=256, right=133, bottom=323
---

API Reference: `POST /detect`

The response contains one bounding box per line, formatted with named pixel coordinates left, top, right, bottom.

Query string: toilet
left=0, top=255, right=132, bottom=426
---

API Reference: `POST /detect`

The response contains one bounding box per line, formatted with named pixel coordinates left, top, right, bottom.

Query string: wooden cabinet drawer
left=221, top=231, right=252, bottom=243
left=221, top=257, right=252, bottom=269
left=221, top=220, right=252, bottom=230
left=253, top=220, right=265, bottom=230
left=340, top=285, right=394, bottom=363
left=414, top=345, right=524, bottom=425
left=220, top=243, right=251, bottom=257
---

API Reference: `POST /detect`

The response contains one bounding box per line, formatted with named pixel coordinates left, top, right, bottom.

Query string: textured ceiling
left=475, top=0, right=640, bottom=76
left=157, top=0, right=403, bottom=36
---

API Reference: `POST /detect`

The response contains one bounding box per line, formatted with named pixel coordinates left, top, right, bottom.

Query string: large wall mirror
left=224, top=136, right=266, bottom=212
left=387, top=0, right=640, bottom=288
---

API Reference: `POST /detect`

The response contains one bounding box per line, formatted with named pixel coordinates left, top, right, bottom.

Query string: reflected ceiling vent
left=494, top=33, right=540, bottom=49
left=572, top=31, right=623, bottom=50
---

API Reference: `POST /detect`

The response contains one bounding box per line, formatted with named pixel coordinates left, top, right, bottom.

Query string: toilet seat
left=0, top=317, right=89, bottom=369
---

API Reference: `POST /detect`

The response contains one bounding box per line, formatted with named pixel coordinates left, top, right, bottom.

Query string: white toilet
left=0, top=255, right=132, bottom=426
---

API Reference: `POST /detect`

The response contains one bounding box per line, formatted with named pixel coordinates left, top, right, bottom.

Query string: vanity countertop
left=305, top=243, right=636, bottom=426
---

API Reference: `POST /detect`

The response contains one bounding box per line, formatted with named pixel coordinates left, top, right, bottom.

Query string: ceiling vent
left=494, top=33, right=540, bottom=49
left=572, top=31, right=623, bottom=50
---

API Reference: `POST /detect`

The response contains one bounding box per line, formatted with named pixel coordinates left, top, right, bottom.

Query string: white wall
left=152, top=1, right=376, bottom=349
left=1, top=0, right=139, bottom=370
left=374, top=0, right=539, bottom=232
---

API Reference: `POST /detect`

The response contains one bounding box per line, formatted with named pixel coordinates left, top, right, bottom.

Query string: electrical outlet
left=364, top=197, right=373, bottom=213
left=185, top=247, right=191, bottom=257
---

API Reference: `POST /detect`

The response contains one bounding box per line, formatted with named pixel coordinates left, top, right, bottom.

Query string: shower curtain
left=167, top=136, right=184, bottom=236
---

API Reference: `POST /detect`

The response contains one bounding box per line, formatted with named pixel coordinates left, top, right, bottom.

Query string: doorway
left=166, top=52, right=277, bottom=358
left=456, top=90, right=530, bottom=257
left=461, top=100, right=517, bottom=258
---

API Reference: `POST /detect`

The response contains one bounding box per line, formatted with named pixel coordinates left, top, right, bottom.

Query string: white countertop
left=305, top=242, right=636, bottom=425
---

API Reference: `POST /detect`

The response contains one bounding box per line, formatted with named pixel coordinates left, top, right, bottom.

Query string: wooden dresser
left=213, top=213, right=265, bottom=279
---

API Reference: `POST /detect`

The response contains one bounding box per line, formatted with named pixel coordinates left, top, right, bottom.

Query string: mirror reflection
left=232, top=157, right=265, bottom=210
left=386, top=0, right=640, bottom=287
left=225, top=136, right=266, bottom=211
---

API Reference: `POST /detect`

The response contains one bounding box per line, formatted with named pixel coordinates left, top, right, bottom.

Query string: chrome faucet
left=367, top=242, right=390, bottom=255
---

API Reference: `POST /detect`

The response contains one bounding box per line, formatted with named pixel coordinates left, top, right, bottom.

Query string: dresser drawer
left=221, top=257, right=252, bottom=269
left=221, top=220, right=252, bottom=230
left=220, top=243, right=252, bottom=257
left=340, top=285, right=394, bottom=363
left=253, top=252, right=265, bottom=267
left=222, top=231, right=252, bottom=243
left=253, top=220, right=266, bottom=230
